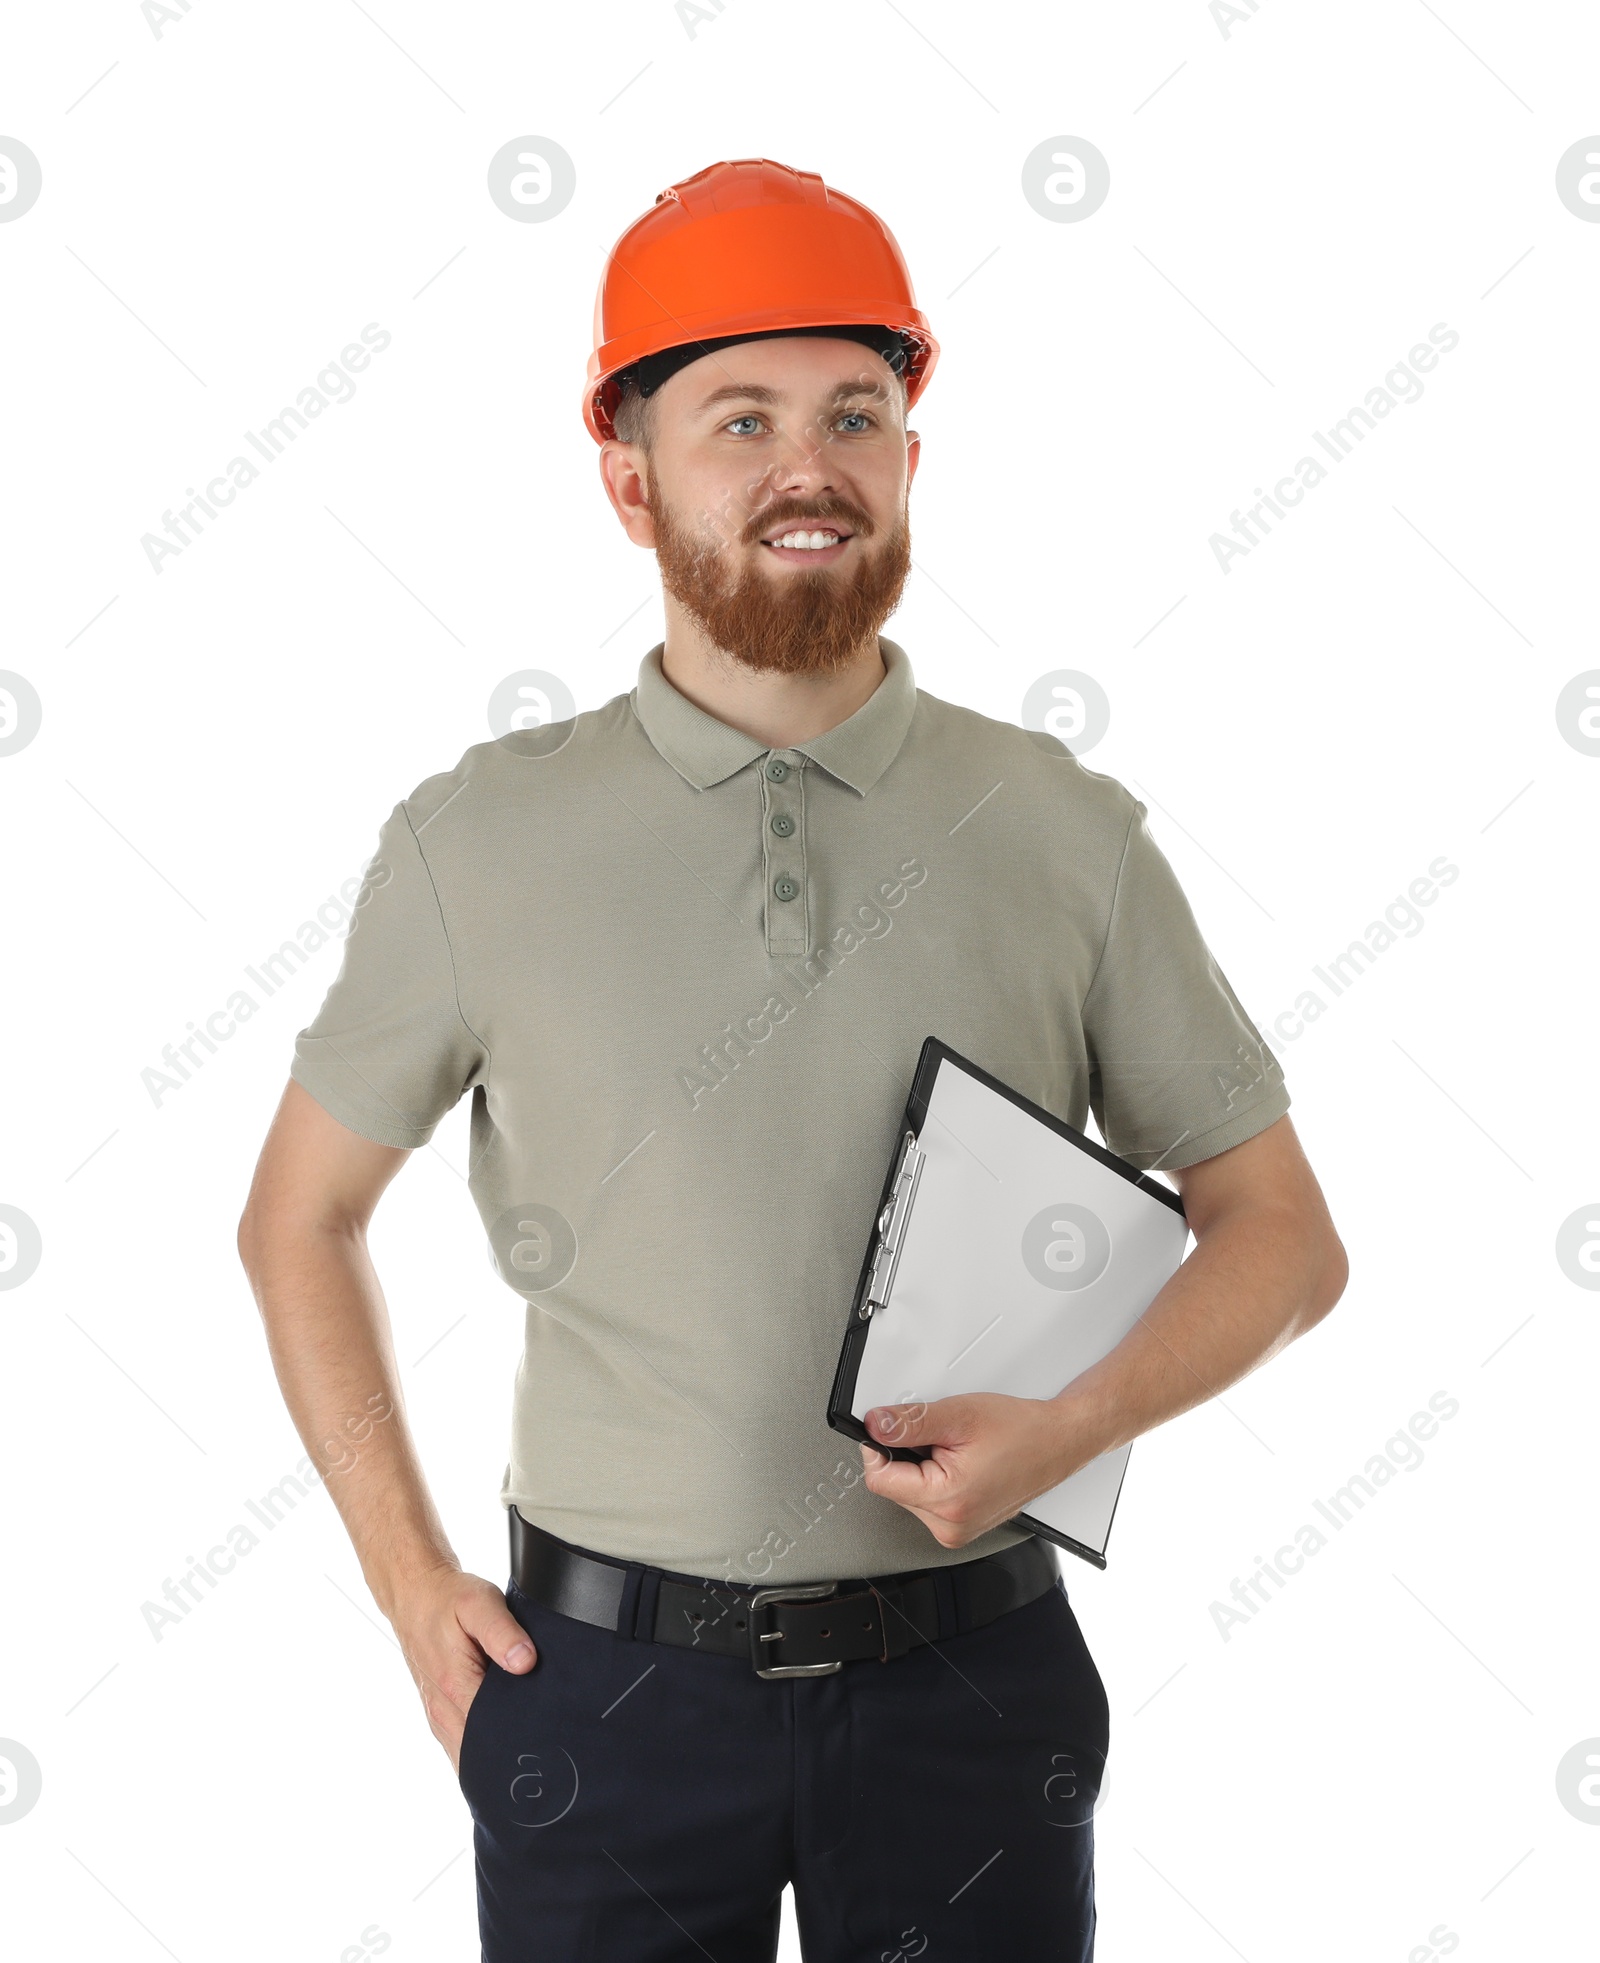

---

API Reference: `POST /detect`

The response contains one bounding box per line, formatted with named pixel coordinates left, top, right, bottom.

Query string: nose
left=766, top=418, right=840, bottom=502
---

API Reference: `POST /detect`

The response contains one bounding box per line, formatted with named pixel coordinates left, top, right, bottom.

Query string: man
left=238, top=158, right=1347, bottom=1960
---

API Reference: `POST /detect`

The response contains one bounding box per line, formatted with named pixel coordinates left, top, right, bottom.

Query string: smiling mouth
left=759, top=527, right=855, bottom=562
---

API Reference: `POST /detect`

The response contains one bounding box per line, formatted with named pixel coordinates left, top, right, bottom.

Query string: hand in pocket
left=387, top=1568, right=538, bottom=1774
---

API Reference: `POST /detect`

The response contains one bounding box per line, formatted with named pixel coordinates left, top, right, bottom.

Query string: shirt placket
left=760, top=750, right=809, bottom=958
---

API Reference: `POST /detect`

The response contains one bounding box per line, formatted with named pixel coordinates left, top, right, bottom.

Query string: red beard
left=651, top=491, right=912, bottom=677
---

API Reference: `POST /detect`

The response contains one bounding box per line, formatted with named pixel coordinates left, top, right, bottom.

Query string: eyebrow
left=692, top=378, right=889, bottom=417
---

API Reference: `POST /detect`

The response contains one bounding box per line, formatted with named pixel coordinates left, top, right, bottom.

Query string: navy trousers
left=457, top=1554, right=1109, bottom=1961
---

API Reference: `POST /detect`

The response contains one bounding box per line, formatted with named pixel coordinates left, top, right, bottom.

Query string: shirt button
left=765, top=758, right=789, bottom=781
left=773, top=875, right=798, bottom=902
left=770, top=813, right=795, bottom=837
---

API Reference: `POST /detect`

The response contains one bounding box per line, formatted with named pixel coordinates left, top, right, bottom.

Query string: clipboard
left=827, top=1037, right=1191, bottom=1568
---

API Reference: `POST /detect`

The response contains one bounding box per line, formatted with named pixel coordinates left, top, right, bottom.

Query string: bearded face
left=648, top=481, right=912, bottom=677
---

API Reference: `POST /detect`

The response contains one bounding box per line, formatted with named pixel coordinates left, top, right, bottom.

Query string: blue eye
left=725, top=415, right=762, bottom=435
left=838, top=412, right=871, bottom=432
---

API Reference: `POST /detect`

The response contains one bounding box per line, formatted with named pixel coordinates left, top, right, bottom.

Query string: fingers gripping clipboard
left=827, top=1038, right=1191, bottom=1568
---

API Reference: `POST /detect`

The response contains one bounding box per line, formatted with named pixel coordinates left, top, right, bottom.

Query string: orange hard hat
left=583, top=157, right=939, bottom=444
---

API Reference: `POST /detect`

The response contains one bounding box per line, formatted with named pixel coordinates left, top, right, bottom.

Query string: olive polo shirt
left=290, top=636, right=1291, bottom=1583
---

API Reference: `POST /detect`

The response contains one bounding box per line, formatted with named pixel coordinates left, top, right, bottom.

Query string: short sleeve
left=290, top=799, right=488, bottom=1149
left=1081, top=799, right=1290, bottom=1172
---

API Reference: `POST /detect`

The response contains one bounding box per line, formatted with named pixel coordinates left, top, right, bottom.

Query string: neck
left=658, top=596, right=888, bottom=749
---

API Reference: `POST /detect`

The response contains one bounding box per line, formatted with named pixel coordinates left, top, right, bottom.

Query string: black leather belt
left=509, top=1508, right=1059, bottom=1677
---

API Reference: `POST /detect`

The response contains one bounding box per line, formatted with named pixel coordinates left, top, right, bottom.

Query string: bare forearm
left=1053, top=1202, right=1346, bottom=1466
left=241, top=1219, right=457, bottom=1617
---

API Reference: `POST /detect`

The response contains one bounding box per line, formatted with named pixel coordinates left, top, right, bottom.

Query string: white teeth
left=770, top=530, right=842, bottom=549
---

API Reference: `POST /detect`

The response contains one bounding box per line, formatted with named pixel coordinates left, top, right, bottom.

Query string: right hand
left=388, top=1566, right=538, bottom=1774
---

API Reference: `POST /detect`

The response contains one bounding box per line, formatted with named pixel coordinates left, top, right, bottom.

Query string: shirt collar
left=631, top=637, right=917, bottom=796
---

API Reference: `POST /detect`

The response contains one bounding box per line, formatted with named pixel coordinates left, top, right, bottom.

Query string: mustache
left=743, top=498, right=875, bottom=543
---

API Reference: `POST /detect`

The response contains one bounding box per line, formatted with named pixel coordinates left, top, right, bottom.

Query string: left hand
left=858, top=1393, right=1089, bottom=1548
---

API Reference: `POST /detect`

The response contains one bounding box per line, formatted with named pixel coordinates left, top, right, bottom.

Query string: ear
left=905, top=428, right=922, bottom=488
left=598, top=440, right=657, bottom=548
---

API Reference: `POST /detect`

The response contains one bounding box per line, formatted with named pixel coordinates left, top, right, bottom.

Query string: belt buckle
left=748, top=1581, right=843, bottom=1678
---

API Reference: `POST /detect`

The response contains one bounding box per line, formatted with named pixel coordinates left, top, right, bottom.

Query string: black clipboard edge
left=826, top=1036, right=1188, bottom=1549
left=825, top=1037, right=950, bottom=1465
left=1014, top=1439, right=1136, bottom=1571
left=919, top=1037, right=1188, bottom=1220
left=1014, top=1515, right=1108, bottom=1570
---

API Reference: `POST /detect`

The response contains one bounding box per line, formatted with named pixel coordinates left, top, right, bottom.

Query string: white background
left=3, top=2, right=1597, bottom=1958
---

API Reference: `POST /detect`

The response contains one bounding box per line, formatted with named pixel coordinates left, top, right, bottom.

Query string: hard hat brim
left=585, top=308, right=938, bottom=444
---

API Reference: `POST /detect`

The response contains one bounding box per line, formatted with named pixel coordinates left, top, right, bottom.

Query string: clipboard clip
left=859, top=1129, right=924, bottom=1320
